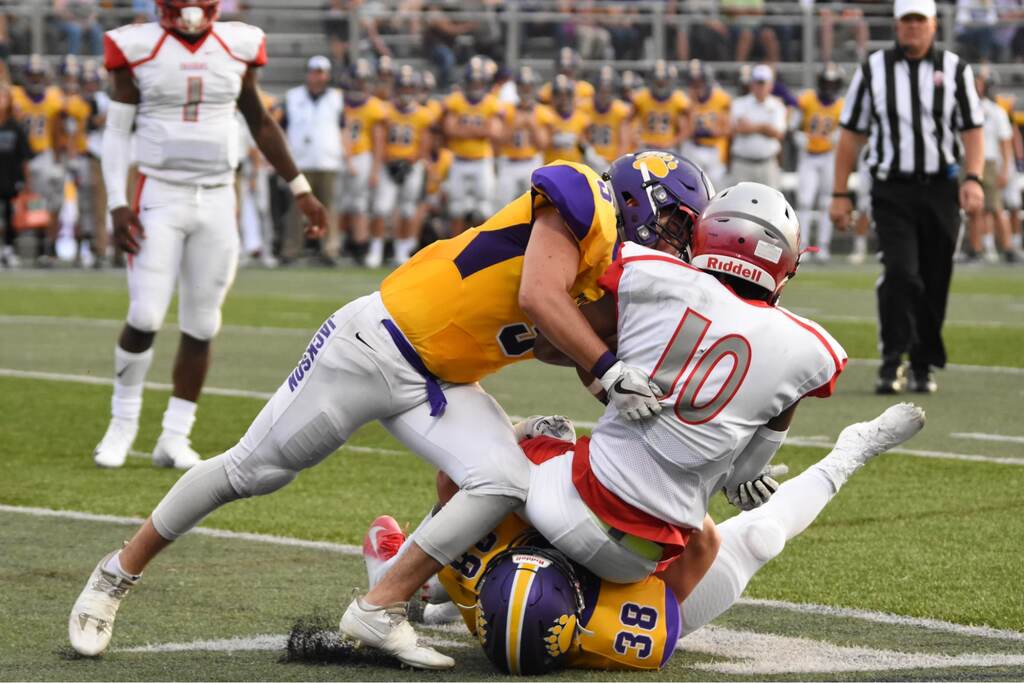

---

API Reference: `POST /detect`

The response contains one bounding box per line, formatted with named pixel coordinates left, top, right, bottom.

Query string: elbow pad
left=725, top=425, right=788, bottom=491
left=102, top=101, right=137, bottom=211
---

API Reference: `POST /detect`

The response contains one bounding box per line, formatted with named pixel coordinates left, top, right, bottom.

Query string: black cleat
left=909, top=367, right=937, bottom=393
left=875, top=363, right=906, bottom=395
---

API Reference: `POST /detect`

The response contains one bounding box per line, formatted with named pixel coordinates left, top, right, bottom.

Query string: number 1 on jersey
left=649, top=308, right=751, bottom=425
left=183, top=76, right=203, bottom=122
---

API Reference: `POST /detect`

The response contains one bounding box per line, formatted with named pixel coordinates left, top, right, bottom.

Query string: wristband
left=962, top=174, right=983, bottom=188
left=832, top=191, right=853, bottom=199
left=586, top=378, right=605, bottom=397
left=591, top=351, right=618, bottom=379
left=289, top=173, right=313, bottom=197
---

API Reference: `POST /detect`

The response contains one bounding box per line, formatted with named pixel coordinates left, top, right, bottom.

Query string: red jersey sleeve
left=103, top=34, right=130, bottom=71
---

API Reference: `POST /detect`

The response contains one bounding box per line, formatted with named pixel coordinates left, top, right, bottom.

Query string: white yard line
left=1, top=367, right=1020, bottom=467
left=951, top=432, right=1024, bottom=445
left=784, top=437, right=1024, bottom=466
left=681, top=625, right=1024, bottom=675
left=4, top=502, right=1024, bottom=646
left=115, top=633, right=467, bottom=654
left=0, top=314, right=311, bottom=337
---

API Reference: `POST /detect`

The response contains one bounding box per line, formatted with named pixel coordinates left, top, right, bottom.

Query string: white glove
left=598, top=360, right=662, bottom=421
left=724, top=464, right=789, bottom=511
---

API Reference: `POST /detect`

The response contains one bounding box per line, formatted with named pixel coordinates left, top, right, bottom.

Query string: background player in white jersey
left=521, top=174, right=847, bottom=588
left=793, top=64, right=844, bottom=262
left=93, top=0, right=326, bottom=470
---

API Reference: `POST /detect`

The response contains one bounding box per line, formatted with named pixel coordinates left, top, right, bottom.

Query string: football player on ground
left=542, top=74, right=591, bottom=165
left=338, top=59, right=387, bottom=266
left=442, top=57, right=504, bottom=236
left=359, top=159, right=851, bottom=669
left=11, top=54, right=65, bottom=265
left=359, top=403, right=924, bottom=674
left=632, top=60, right=690, bottom=154
left=90, top=0, right=327, bottom=471
left=681, top=60, right=730, bottom=190
left=494, top=66, right=550, bottom=208
left=538, top=47, right=595, bottom=109
left=794, top=64, right=844, bottom=263
left=372, top=66, right=434, bottom=266
left=586, top=66, right=633, bottom=169
left=68, top=153, right=711, bottom=669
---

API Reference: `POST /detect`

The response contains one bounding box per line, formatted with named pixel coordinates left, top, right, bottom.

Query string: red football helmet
left=690, top=182, right=802, bottom=305
left=158, top=0, right=220, bottom=35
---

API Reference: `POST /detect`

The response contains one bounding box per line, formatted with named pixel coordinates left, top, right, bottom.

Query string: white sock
left=103, top=551, right=142, bottom=582
left=1012, top=233, right=1022, bottom=250
left=982, top=233, right=996, bottom=255
left=816, top=212, right=832, bottom=253
left=680, top=464, right=838, bottom=636
left=367, top=237, right=384, bottom=261
left=395, top=237, right=416, bottom=261
left=112, top=346, right=153, bottom=422
left=161, top=396, right=197, bottom=439
left=853, top=234, right=868, bottom=255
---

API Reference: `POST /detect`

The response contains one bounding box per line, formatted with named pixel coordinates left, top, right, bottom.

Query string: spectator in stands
left=604, top=1, right=643, bottom=60
left=0, top=85, right=31, bottom=269
left=729, top=63, right=786, bottom=188
left=0, top=13, right=10, bottom=62
left=670, top=0, right=732, bottom=62
left=575, top=0, right=614, bottom=60
left=131, top=0, right=157, bottom=23
left=955, top=0, right=999, bottom=61
left=722, top=0, right=780, bottom=63
left=280, top=56, right=346, bottom=265
left=54, top=0, right=103, bottom=56
left=553, top=0, right=577, bottom=51
left=816, top=1, right=869, bottom=62
left=324, top=0, right=391, bottom=69
left=995, top=1, right=1024, bottom=62
left=424, top=0, right=477, bottom=89
left=468, top=0, right=503, bottom=61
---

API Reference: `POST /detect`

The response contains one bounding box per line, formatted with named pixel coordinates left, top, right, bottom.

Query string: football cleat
left=513, top=415, right=576, bottom=443
left=819, top=403, right=926, bottom=487
left=93, top=418, right=139, bottom=469
left=874, top=363, right=907, bottom=395
left=909, top=367, right=938, bottom=394
left=68, top=552, right=137, bottom=656
left=422, top=600, right=462, bottom=626
left=363, top=515, right=406, bottom=590
left=152, top=434, right=201, bottom=470
left=339, top=597, right=455, bottom=670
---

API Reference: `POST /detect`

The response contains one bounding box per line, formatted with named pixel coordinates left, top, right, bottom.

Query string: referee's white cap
left=894, top=0, right=936, bottom=19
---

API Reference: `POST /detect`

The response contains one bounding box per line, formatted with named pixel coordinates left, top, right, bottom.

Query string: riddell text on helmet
left=706, top=255, right=759, bottom=280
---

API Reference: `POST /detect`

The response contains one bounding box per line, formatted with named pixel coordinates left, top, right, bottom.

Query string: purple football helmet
left=475, top=543, right=586, bottom=676
left=605, top=151, right=715, bottom=256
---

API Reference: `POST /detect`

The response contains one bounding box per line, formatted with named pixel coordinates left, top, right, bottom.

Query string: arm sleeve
left=839, top=64, right=872, bottom=133
left=955, top=61, right=984, bottom=131
left=101, top=100, right=136, bottom=210
left=723, top=426, right=788, bottom=491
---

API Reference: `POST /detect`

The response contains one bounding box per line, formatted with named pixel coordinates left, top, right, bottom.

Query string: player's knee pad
left=151, top=453, right=241, bottom=540
left=178, top=307, right=221, bottom=342
left=126, top=300, right=167, bottom=334
left=740, top=517, right=786, bottom=564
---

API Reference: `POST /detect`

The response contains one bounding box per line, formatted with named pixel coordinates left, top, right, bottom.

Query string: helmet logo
left=632, top=151, right=678, bottom=179
left=544, top=614, right=578, bottom=657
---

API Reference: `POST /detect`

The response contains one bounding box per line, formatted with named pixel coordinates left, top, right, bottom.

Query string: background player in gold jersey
left=794, top=64, right=844, bottom=262
left=495, top=67, right=549, bottom=207
left=11, top=55, right=64, bottom=264
left=339, top=59, right=387, bottom=266
left=541, top=75, right=591, bottom=165
left=681, top=60, right=730, bottom=190
left=586, top=66, right=632, bottom=169
left=632, top=60, right=690, bottom=154
left=372, top=66, right=435, bottom=266
left=538, top=47, right=594, bottom=109
left=442, top=57, right=504, bottom=236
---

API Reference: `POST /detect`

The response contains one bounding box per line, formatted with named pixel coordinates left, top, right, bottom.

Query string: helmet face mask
left=158, top=0, right=219, bottom=36
left=817, top=63, right=843, bottom=104
left=607, top=151, right=715, bottom=257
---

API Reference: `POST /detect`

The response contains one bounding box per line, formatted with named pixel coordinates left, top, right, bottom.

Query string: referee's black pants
left=871, top=176, right=960, bottom=371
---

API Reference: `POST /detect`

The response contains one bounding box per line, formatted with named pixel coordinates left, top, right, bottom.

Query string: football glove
left=724, top=464, right=789, bottom=511
left=598, top=360, right=662, bottom=421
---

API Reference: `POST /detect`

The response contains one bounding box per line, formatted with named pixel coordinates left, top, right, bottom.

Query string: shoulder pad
left=532, top=162, right=605, bottom=242
left=103, top=22, right=164, bottom=70
left=212, top=22, right=267, bottom=66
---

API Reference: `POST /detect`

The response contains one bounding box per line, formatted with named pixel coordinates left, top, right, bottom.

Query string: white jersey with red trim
left=589, top=242, right=847, bottom=530
left=104, top=21, right=267, bottom=186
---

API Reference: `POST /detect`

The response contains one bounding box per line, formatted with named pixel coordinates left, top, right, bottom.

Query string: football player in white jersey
left=92, top=0, right=326, bottom=470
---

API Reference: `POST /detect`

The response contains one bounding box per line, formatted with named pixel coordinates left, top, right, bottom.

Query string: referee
left=829, top=0, right=984, bottom=395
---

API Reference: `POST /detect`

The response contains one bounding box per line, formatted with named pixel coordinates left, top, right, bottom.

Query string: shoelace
left=91, top=570, right=133, bottom=599
left=382, top=603, right=410, bottom=629
left=377, top=533, right=405, bottom=560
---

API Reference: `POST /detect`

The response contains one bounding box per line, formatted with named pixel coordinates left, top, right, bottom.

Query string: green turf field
left=1, top=262, right=1023, bottom=681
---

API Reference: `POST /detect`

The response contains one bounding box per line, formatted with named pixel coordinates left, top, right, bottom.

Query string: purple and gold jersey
left=438, top=514, right=681, bottom=671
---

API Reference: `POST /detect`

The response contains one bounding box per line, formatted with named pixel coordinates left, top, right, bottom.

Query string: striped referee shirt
left=839, top=44, right=984, bottom=179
